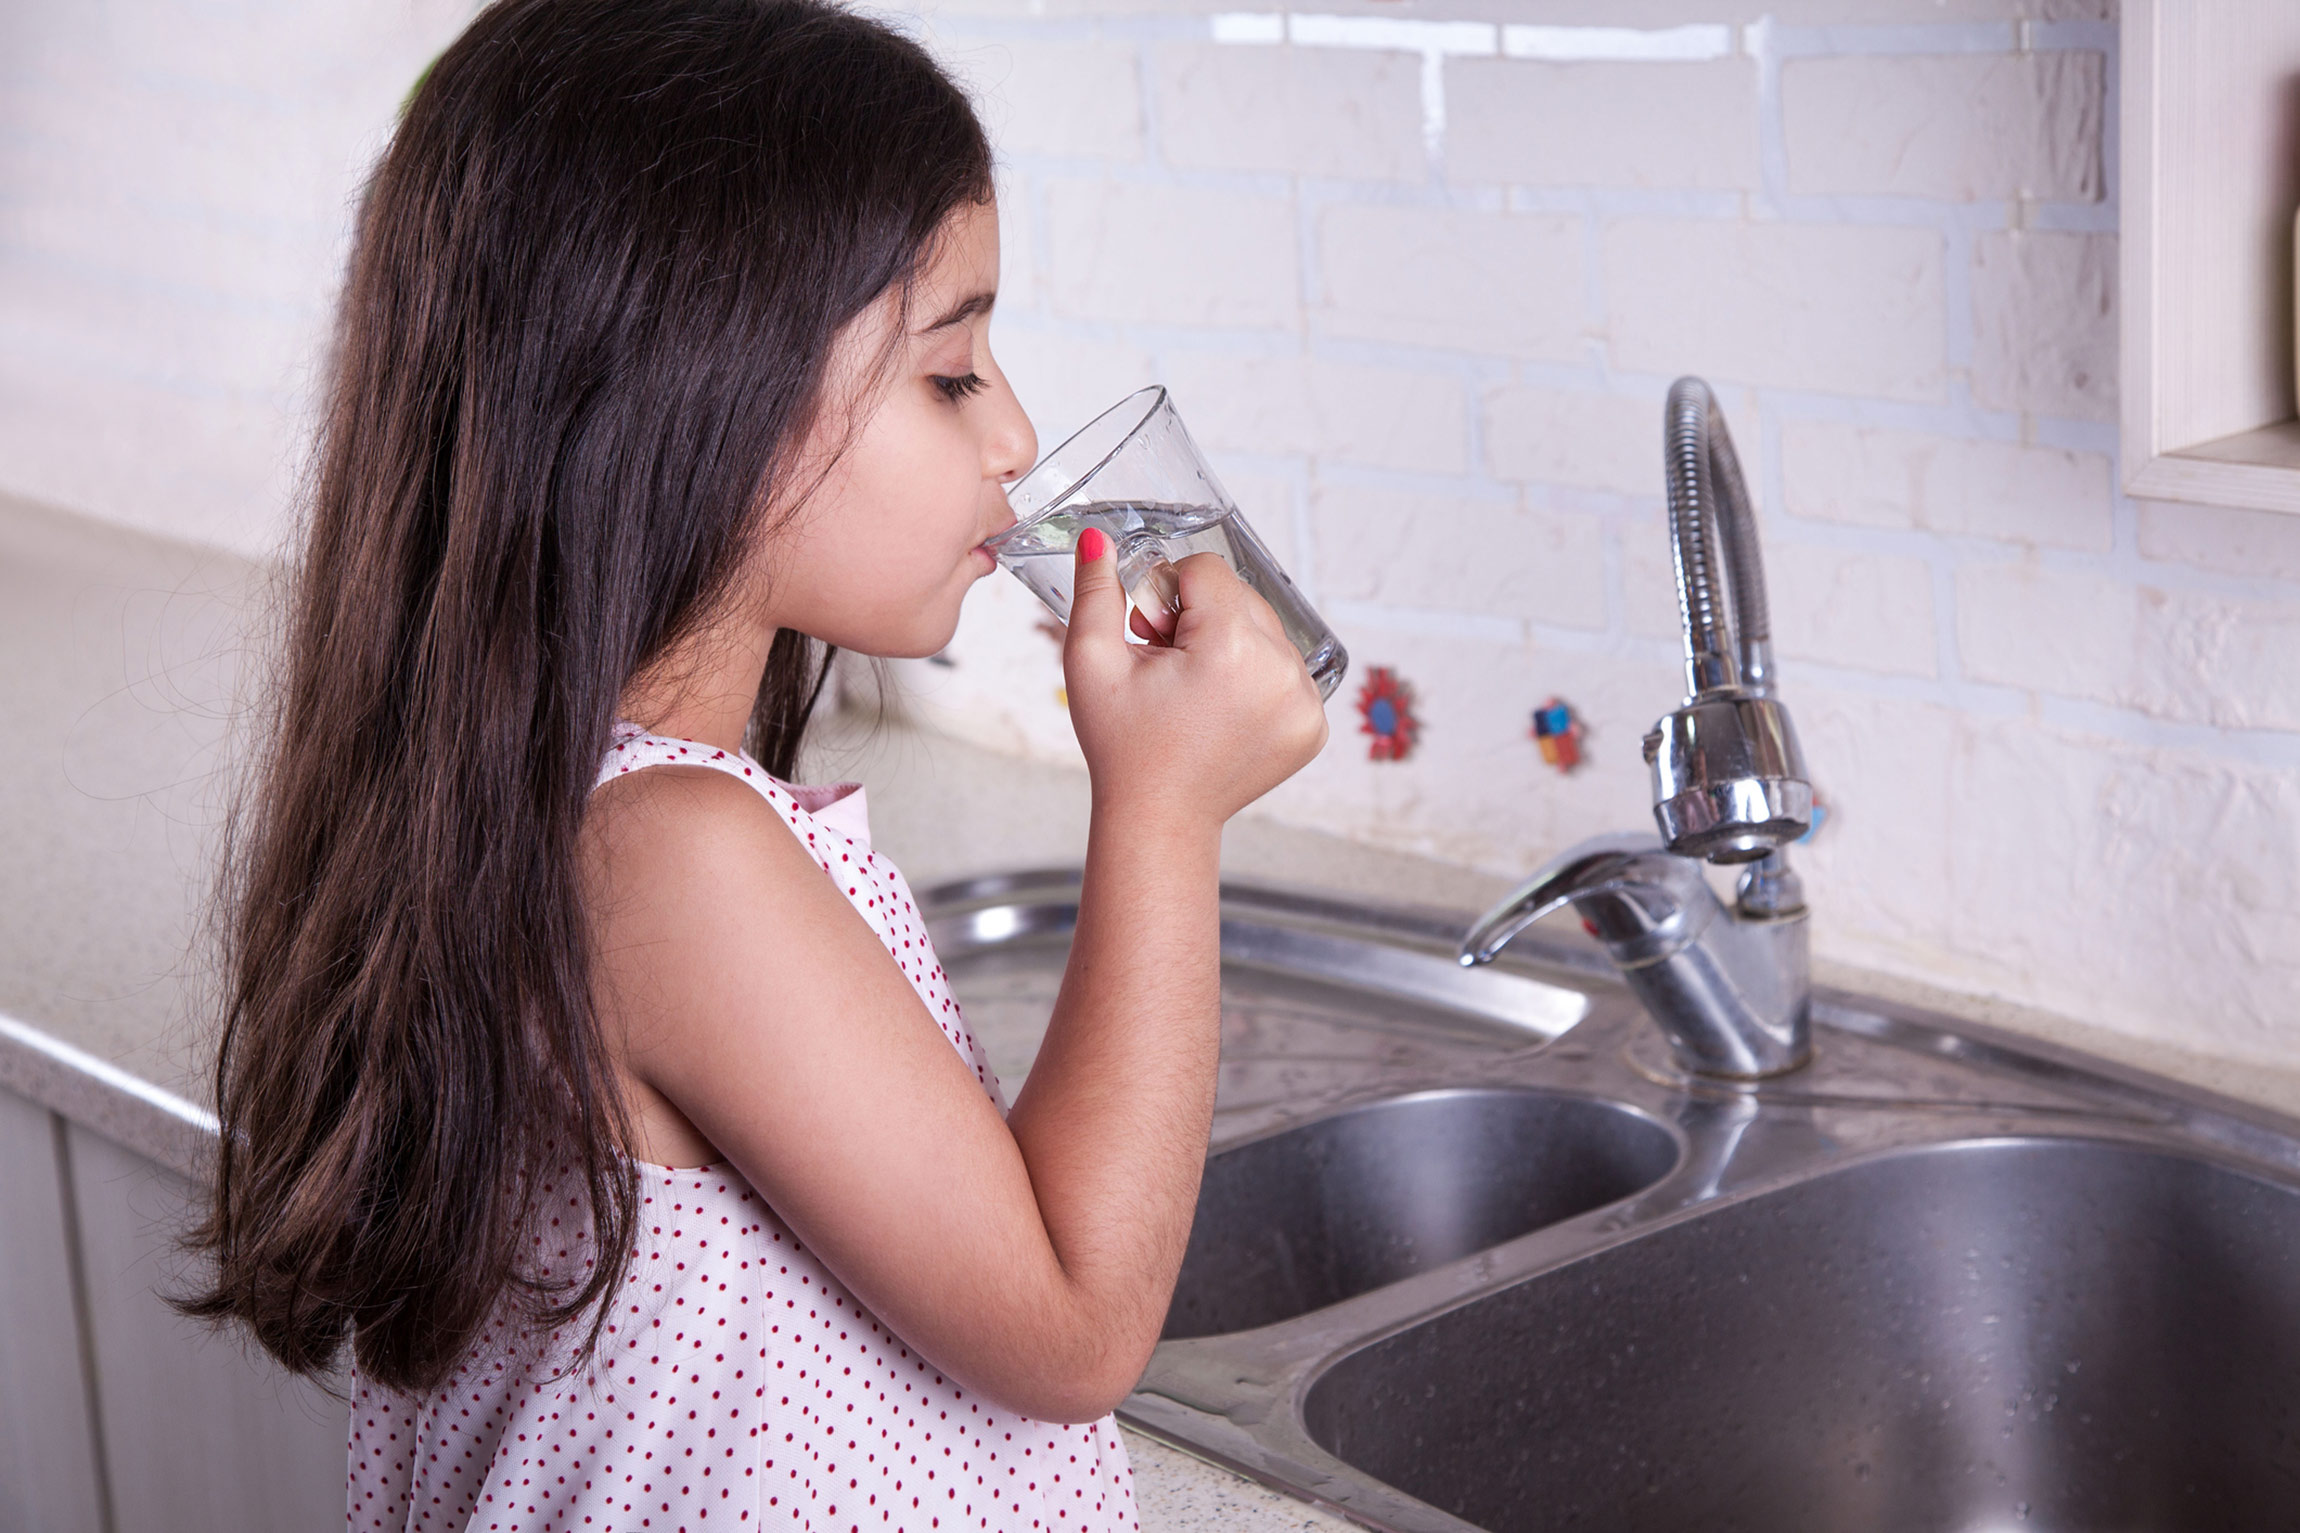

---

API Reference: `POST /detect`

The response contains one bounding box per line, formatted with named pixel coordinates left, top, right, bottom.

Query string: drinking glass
left=985, top=386, right=1349, bottom=700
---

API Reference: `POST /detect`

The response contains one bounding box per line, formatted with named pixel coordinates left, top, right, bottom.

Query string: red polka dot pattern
left=344, top=725, right=1140, bottom=1532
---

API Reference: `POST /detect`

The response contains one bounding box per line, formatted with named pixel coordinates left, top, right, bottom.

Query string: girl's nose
left=985, top=378, right=1038, bottom=486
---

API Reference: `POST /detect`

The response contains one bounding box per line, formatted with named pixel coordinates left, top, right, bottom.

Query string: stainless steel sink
left=1305, top=1138, right=2300, bottom=1531
left=1167, top=1088, right=1676, bottom=1339
left=922, top=871, right=2300, bottom=1533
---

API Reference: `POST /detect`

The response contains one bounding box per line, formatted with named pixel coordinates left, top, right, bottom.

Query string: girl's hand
left=1060, top=529, right=1328, bottom=827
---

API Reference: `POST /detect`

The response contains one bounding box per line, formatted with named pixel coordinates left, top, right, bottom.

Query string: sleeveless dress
left=345, top=723, right=1139, bottom=1532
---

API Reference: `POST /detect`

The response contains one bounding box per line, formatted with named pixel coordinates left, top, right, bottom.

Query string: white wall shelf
left=2121, top=0, right=2300, bottom=516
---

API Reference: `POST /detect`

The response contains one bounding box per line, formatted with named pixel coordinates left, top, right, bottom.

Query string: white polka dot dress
left=345, top=724, right=1139, bottom=1532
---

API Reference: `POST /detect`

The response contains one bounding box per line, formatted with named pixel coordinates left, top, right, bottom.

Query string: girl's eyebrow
left=919, top=291, right=995, bottom=333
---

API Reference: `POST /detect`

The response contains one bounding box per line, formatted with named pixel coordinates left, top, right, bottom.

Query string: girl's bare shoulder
left=582, top=762, right=825, bottom=912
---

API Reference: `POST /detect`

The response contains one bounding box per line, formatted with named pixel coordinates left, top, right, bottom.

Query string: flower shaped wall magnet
left=1356, top=667, right=1418, bottom=761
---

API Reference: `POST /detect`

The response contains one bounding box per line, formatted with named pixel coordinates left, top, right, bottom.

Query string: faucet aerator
left=1646, top=693, right=1812, bottom=864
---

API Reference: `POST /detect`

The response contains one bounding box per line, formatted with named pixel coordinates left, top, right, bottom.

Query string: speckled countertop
left=9, top=494, right=2300, bottom=1529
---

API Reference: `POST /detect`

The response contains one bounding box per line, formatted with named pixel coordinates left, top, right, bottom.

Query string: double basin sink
left=924, top=871, right=2300, bottom=1533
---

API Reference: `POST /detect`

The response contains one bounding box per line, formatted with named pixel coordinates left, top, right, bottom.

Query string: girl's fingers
left=1128, top=607, right=1173, bottom=646
left=1132, top=561, right=1182, bottom=643
left=1169, top=550, right=1243, bottom=607
left=1064, top=527, right=1127, bottom=665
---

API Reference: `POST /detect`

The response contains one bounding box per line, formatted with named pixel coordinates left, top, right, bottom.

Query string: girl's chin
left=852, top=565, right=988, bottom=658
left=880, top=606, right=969, bottom=661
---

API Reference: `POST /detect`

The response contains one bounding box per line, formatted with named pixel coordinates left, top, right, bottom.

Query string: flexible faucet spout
left=1664, top=376, right=1775, bottom=700
left=1647, top=378, right=1812, bottom=865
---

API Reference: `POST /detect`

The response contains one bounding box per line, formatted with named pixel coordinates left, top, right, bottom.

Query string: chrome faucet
left=1461, top=378, right=1815, bottom=1078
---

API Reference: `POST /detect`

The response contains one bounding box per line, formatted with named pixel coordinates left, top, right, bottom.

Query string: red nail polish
left=1078, top=527, right=1107, bottom=562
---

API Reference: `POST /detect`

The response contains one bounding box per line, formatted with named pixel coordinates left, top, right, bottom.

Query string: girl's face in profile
left=764, top=198, right=1036, bottom=658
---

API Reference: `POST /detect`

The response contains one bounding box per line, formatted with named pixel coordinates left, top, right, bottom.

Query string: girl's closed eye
left=933, top=371, right=989, bottom=403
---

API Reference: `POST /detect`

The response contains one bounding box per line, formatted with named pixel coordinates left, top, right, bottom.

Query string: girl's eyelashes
left=932, top=371, right=989, bottom=403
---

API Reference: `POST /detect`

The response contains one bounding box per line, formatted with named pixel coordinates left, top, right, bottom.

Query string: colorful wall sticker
left=1356, top=667, right=1419, bottom=761
left=1530, top=696, right=1582, bottom=772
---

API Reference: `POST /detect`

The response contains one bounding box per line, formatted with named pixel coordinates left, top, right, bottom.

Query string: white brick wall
left=923, top=4, right=2300, bottom=1072
left=968, top=40, right=1145, bottom=161
left=2138, top=500, right=2300, bottom=584
left=1781, top=0, right=2110, bottom=16
left=1265, top=629, right=1680, bottom=875
left=986, top=327, right=1153, bottom=448
left=2132, top=590, right=2300, bottom=734
left=1767, top=543, right=1940, bottom=678
left=1447, top=59, right=1760, bottom=190
left=11, top=3, right=2300, bottom=1073
left=1158, top=352, right=1466, bottom=472
left=1313, top=483, right=1607, bottom=630
left=1954, top=562, right=2136, bottom=699
left=1782, top=422, right=2114, bottom=550
left=1958, top=565, right=2300, bottom=733
left=1603, top=220, right=1947, bottom=400
left=1622, top=509, right=1692, bottom=641
left=1970, top=231, right=2117, bottom=419
left=1045, top=180, right=1301, bottom=328
left=1153, top=43, right=1423, bottom=180
left=1782, top=52, right=2103, bottom=201
left=1317, top=205, right=1585, bottom=358
left=1485, top=387, right=1656, bottom=495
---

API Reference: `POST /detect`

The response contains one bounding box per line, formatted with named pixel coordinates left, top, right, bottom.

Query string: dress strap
left=595, top=721, right=783, bottom=804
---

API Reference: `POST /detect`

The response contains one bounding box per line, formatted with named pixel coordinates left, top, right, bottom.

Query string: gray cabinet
left=0, top=1088, right=346, bottom=1533
left=0, top=1089, right=104, bottom=1533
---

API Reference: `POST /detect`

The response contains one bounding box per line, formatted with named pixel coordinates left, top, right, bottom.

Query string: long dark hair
left=183, top=0, right=992, bottom=1393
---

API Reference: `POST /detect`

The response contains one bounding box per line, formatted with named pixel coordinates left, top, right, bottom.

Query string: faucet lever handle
left=1458, top=832, right=1713, bottom=968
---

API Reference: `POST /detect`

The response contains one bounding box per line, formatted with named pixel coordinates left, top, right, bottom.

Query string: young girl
left=185, top=1, right=1328, bottom=1528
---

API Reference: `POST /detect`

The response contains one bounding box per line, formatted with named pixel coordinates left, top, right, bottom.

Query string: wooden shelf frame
left=2121, top=0, right=2300, bottom=516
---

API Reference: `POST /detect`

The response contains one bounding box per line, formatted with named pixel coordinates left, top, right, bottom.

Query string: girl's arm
left=586, top=541, right=1326, bottom=1422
